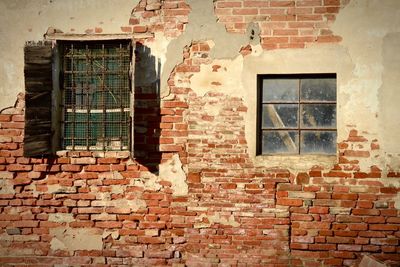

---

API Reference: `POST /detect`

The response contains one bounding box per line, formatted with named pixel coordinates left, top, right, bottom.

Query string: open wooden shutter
left=24, top=41, right=53, bottom=157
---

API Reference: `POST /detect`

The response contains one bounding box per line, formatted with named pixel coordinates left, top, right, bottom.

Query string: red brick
left=142, top=192, right=166, bottom=200
left=324, top=0, right=340, bottom=6
left=84, top=165, right=110, bottom=172
left=217, top=1, right=242, bottom=8
left=297, top=0, right=322, bottom=6
left=13, top=220, right=38, bottom=228
left=0, top=115, right=11, bottom=122
left=348, top=223, right=368, bottom=231
left=308, top=244, right=336, bottom=250
left=138, top=236, right=165, bottom=244
left=95, top=221, right=122, bottom=228
left=0, top=214, right=21, bottom=220
left=337, top=244, right=361, bottom=251
left=276, top=198, right=303, bottom=206
left=344, top=150, right=370, bottom=157
left=352, top=208, right=380, bottom=216
left=332, top=193, right=358, bottom=200
left=69, top=221, right=94, bottom=228
left=133, top=25, right=147, bottom=33
left=369, top=224, right=398, bottom=231
left=7, top=164, right=32, bottom=171
left=61, top=164, right=82, bottom=172
left=334, top=230, right=358, bottom=237
left=270, top=1, right=295, bottom=7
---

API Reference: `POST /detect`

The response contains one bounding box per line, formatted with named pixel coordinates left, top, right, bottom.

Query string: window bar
left=71, top=44, right=76, bottom=151
left=101, top=43, right=106, bottom=150
left=298, top=78, right=301, bottom=154
left=85, top=44, right=90, bottom=150
left=119, top=43, right=123, bottom=150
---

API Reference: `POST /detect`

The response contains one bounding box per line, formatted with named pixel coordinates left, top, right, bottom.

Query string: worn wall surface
left=0, top=0, right=399, bottom=266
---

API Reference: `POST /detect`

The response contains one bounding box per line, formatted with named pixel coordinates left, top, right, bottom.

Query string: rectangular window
left=257, top=74, right=337, bottom=155
left=61, top=41, right=132, bottom=151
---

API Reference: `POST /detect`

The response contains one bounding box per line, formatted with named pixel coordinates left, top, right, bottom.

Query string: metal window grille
left=258, top=74, right=337, bottom=155
left=61, top=41, right=131, bottom=151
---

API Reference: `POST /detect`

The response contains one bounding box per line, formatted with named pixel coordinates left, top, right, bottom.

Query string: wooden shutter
left=23, top=41, right=53, bottom=157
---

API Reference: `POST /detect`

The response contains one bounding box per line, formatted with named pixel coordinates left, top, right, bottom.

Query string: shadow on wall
left=133, top=42, right=162, bottom=172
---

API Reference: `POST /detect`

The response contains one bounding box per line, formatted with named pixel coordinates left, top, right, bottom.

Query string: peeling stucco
left=195, top=213, right=240, bottom=229
left=159, top=0, right=259, bottom=98
left=0, top=178, right=15, bottom=194
left=50, top=227, right=103, bottom=252
left=48, top=213, right=74, bottom=223
left=379, top=32, right=400, bottom=170
left=159, top=154, right=188, bottom=196
left=111, top=198, right=147, bottom=212
left=332, top=0, right=400, bottom=171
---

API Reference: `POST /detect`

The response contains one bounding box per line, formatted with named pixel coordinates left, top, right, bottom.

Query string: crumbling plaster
left=333, top=0, right=400, bottom=171
left=159, top=0, right=259, bottom=98
left=50, top=227, right=103, bottom=252
left=0, top=0, right=399, bottom=171
left=188, top=0, right=400, bottom=173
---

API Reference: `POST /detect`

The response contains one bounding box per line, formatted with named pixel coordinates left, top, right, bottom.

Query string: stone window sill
left=254, top=154, right=337, bottom=172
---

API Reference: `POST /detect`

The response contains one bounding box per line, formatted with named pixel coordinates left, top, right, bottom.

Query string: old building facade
left=0, top=0, right=399, bottom=266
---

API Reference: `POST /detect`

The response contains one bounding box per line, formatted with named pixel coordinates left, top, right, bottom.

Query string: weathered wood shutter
left=24, top=41, right=53, bottom=157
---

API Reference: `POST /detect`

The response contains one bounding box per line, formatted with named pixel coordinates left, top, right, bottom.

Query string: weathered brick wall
left=214, top=0, right=349, bottom=49
left=0, top=0, right=399, bottom=266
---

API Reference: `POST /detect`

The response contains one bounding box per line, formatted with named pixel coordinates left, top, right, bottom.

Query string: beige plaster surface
left=380, top=33, right=400, bottom=170
left=0, top=0, right=138, bottom=108
left=159, top=154, right=188, bottom=196
left=159, top=0, right=258, bottom=98
left=50, top=227, right=103, bottom=252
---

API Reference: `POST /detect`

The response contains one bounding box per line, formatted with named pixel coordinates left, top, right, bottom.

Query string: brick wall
left=214, top=0, right=349, bottom=49
left=0, top=0, right=399, bottom=266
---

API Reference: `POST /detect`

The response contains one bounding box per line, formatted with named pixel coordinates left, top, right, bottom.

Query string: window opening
left=61, top=41, right=131, bottom=151
left=258, top=74, right=337, bottom=155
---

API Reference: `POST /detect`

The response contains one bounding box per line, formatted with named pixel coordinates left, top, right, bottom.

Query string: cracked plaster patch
left=195, top=213, right=239, bottom=228
left=159, top=0, right=259, bottom=98
left=0, top=179, right=15, bottom=194
left=48, top=213, right=74, bottom=223
left=159, top=154, right=188, bottom=196
left=50, top=228, right=103, bottom=252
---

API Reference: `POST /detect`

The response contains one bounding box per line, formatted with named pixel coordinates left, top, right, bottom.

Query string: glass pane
left=262, top=130, right=299, bottom=154
left=301, top=131, right=336, bottom=154
left=263, top=79, right=299, bottom=102
left=300, top=78, right=336, bottom=101
left=262, top=104, right=298, bottom=129
left=301, top=104, right=336, bottom=128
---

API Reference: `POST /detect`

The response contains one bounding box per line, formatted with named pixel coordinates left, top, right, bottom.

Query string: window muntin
left=258, top=74, right=337, bottom=155
left=61, top=41, right=131, bottom=151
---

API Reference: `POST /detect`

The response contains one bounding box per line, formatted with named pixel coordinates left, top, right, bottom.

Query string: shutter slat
left=24, top=41, right=53, bottom=157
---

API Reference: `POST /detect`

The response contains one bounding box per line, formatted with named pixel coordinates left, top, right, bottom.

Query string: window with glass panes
left=61, top=40, right=131, bottom=151
left=257, top=74, right=337, bottom=155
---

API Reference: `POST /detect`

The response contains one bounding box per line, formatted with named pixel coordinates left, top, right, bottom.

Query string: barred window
left=257, top=74, right=337, bottom=155
left=61, top=41, right=132, bottom=151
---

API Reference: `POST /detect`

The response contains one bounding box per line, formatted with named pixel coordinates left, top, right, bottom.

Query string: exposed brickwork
left=128, top=0, right=190, bottom=38
left=214, top=0, right=350, bottom=49
left=1, top=1, right=400, bottom=266
left=280, top=129, right=400, bottom=266
left=0, top=95, right=189, bottom=266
